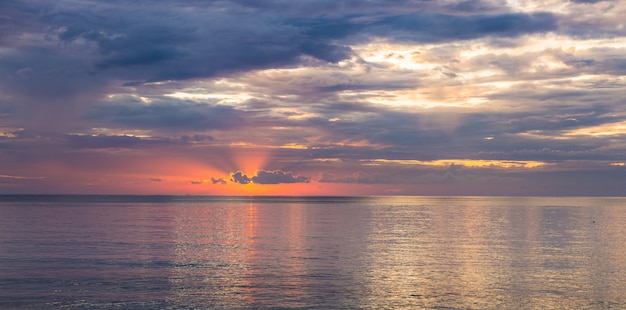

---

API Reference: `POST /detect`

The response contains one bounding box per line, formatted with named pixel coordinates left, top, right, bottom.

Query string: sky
left=1, top=0, right=625, bottom=196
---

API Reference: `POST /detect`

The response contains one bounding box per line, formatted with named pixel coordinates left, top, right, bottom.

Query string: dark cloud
left=570, top=0, right=604, bottom=3
left=231, top=171, right=252, bottom=184
left=230, top=170, right=310, bottom=184
left=298, top=98, right=626, bottom=162
left=253, top=170, right=311, bottom=184
left=443, top=0, right=502, bottom=13
left=181, top=134, right=214, bottom=143
left=87, top=100, right=248, bottom=131
left=374, top=12, right=558, bottom=42
left=0, top=0, right=338, bottom=126
left=211, top=177, right=227, bottom=185
left=299, top=12, right=557, bottom=44
left=37, top=2, right=352, bottom=83
left=1, top=0, right=560, bottom=93
left=316, top=161, right=626, bottom=196
left=318, top=171, right=402, bottom=184
left=300, top=41, right=353, bottom=63
left=66, top=134, right=174, bottom=149
left=0, top=1, right=49, bottom=46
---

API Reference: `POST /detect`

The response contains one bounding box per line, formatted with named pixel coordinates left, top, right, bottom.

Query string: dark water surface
left=1, top=196, right=625, bottom=309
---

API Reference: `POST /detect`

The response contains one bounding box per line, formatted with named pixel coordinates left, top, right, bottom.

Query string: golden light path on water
left=140, top=196, right=626, bottom=309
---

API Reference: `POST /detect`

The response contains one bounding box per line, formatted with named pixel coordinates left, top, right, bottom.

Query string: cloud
left=211, top=177, right=227, bottom=185
left=300, top=41, right=353, bottom=63
left=230, top=171, right=252, bottom=184
left=253, top=170, right=311, bottom=184
left=67, top=134, right=174, bottom=149
left=569, top=0, right=605, bottom=4
left=230, top=170, right=310, bottom=184
left=314, top=159, right=626, bottom=193
left=374, top=12, right=558, bottom=42
left=0, top=174, right=44, bottom=180
left=87, top=98, right=248, bottom=131
left=0, top=1, right=560, bottom=98
left=297, top=12, right=558, bottom=45
left=231, top=171, right=252, bottom=184
left=32, top=1, right=355, bottom=84
left=181, top=134, right=214, bottom=143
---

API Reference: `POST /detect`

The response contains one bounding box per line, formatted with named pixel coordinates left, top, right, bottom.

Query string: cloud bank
left=230, top=170, right=311, bottom=185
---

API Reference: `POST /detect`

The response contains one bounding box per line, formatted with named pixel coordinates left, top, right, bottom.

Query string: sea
left=0, top=195, right=625, bottom=309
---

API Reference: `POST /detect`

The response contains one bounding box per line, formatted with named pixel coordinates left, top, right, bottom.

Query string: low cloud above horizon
left=230, top=170, right=310, bottom=185
left=1, top=0, right=626, bottom=196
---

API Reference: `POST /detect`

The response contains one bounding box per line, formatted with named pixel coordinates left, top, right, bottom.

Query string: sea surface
left=0, top=195, right=625, bottom=309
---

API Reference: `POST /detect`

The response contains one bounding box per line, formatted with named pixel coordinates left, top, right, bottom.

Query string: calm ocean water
left=1, top=195, right=625, bottom=309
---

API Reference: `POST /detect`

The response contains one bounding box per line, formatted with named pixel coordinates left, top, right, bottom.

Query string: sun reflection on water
left=158, top=197, right=626, bottom=308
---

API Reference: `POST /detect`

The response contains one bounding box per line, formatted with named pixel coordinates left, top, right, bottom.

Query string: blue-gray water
left=1, top=195, right=625, bottom=309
